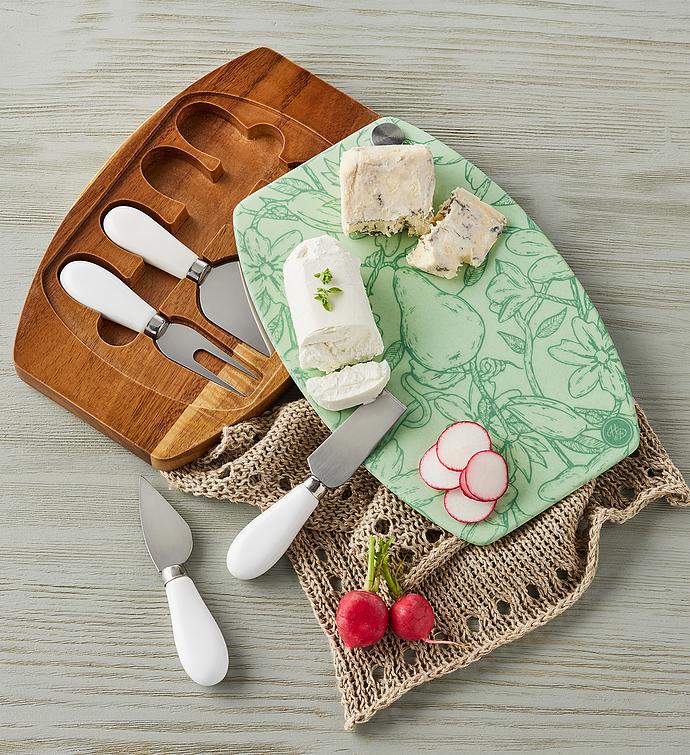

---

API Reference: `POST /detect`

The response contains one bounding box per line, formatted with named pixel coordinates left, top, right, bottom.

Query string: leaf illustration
left=261, top=203, right=299, bottom=221
left=464, top=259, right=488, bottom=287
left=435, top=394, right=472, bottom=422
left=272, top=177, right=314, bottom=196
left=517, top=436, right=548, bottom=468
left=505, top=396, right=588, bottom=439
left=486, top=261, right=535, bottom=322
left=383, top=339, right=405, bottom=371
left=559, top=434, right=606, bottom=454
left=498, top=331, right=526, bottom=354
left=320, top=157, right=341, bottom=186
left=529, top=256, right=573, bottom=283
left=535, top=308, right=567, bottom=339
left=363, top=247, right=384, bottom=270
left=507, top=442, right=532, bottom=483
left=504, top=229, right=552, bottom=257
left=492, top=192, right=516, bottom=207
left=539, top=465, right=589, bottom=501
left=573, top=407, right=612, bottom=427
left=267, top=309, right=285, bottom=343
left=464, top=163, right=490, bottom=197
left=286, top=192, right=342, bottom=233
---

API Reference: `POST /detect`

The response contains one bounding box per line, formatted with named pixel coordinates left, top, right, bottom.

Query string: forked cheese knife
left=139, top=478, right=229, bottom=686
left=60, top=260, right=256, bottom=394
left=226, top=390, right=406, bottom=580
left=102, top=206, right=273, bottom=357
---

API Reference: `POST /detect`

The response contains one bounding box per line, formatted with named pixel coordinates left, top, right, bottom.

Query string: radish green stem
left=380, top=541, right=404, bottom=601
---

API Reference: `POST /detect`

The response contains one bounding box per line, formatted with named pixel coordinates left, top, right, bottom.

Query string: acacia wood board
left=13, top=48, right=378, bottom=469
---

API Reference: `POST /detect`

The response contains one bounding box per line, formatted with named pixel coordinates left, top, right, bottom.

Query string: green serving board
left=234, top=118, right=639, bottom=545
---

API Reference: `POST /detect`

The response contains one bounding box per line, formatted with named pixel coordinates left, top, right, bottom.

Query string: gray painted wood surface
left=1, top=1, right=689, bottom=752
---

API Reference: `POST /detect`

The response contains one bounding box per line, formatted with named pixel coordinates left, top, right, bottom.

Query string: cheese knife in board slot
left=102, top=206, right=273, bottom=357
left=59, top=260, right=256, bottom=394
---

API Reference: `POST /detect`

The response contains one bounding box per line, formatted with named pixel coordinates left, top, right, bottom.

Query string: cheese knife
left=102, top=206, right=273, bottom=357
left=60, top=260, right=256, bottom=394
left=139, top=478, right=229, bottom=686
left=226, top=390, right=406, bottom=580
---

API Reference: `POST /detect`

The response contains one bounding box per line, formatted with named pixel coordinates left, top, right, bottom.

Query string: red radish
left=336, top=590, right=389, bottom=649
left=444, top=486, right=496, bottom=523
left=459, top=468, right=479, bottom=500
left=436, top=421, right=491, bottom=471
left=463, top=450, right=509, bottom=502
left=419, top=445, right=462, bottom=490
left=389, top=593, right=435, bottom=641
left=335, top=536, right=389, bottom=649
left=380, top=539, right=465, bottom=648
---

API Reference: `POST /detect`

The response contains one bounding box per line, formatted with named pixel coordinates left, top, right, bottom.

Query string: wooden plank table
left=1, top=1, right=689, bottom=751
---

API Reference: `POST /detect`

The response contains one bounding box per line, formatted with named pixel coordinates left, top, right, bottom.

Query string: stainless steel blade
left=155, top=322, right=257, bottom=395
left=200, top=261, right=274, bottom=357
left=307, top=390, right=406, bottom=489
left=139, top=478, right=193, bottom=571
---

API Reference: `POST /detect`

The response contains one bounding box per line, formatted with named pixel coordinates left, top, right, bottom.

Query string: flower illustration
left=486, top=260, right=535, bottom=322
left=240, top=227, right=303, bottom=306
left=548, top=317, right=628, bottom=399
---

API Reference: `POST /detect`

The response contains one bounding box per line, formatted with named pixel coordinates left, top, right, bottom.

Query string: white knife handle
left=59, top=260, right=156, bottom=333
left=226, top=481, right=323, bottom=580
left=103, top=205, right=198, bottom=279
left=165, top=574, right=229, bottom=686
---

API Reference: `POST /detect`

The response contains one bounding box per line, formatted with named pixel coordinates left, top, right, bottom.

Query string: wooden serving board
left=13, top=48, right=377, bottom=469
left=234, top=118, right=640, bottom=545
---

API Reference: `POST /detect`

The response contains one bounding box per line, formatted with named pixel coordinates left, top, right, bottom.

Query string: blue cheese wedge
left=306, top=360, right=390, bottom=411
left=283, top=235, right=384, bottom=372
left=406, top=188, right=506, bottom=279
left=340, top=144, right=435, bottom=236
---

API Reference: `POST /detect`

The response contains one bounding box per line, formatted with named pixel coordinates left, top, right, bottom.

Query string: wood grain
left=13, top=47, right=377, bottom=470
left=1, top=0, right=689, bottom=751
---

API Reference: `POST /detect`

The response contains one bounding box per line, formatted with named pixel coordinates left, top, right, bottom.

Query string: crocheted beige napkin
left=163, top=399, right=689, bottom=729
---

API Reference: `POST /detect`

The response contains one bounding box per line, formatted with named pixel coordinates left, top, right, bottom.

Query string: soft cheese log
left=340, top=144, right=435, bottom=236
left=407, top=187, right=506, bottom=279
left=283, top=235, right=384, bottom=372
left=306, top=360, right=390, bottom=411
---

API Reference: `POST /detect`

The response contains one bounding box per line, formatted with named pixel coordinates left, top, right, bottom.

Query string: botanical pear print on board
left=234, top=119, right=639, bottom=545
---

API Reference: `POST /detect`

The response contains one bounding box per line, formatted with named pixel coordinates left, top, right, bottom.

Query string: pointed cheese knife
left=139, top=478, right=229, bottom=686
left=102, top=206, right=273, bottom=357
left=226, top=390, right=406, bottom=580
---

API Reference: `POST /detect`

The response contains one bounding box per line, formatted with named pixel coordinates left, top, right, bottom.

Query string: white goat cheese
left=340, top=144, right=435, bottom=236
left=306, top=360, right=390, bottom=411
left=283, top=235, right=384, bottom=372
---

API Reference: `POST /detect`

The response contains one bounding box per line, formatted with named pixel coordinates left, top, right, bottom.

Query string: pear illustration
left=393, top=267, right=485, bottom=372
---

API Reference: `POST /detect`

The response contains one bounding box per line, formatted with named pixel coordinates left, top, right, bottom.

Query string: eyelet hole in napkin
left=526, top=584, right=540, bottom=600
left=162, top=399, right=690, bottom=729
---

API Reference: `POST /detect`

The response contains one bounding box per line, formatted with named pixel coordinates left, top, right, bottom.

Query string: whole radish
left=389, top=592, right=435, bottom=642
left=380, top=542, right=463, bottom=647
left=335, top=536, right=389, bottom=649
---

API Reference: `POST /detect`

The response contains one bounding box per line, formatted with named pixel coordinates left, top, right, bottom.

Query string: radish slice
left=463, top=450, right=509, bottom=502
left=459, top=468, right=480, bottom=500
left=419, top=446, right=462, bottom=490
left=436, top=421, right=491, bottom=471
left=444, top=487, right=496, bottom=523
